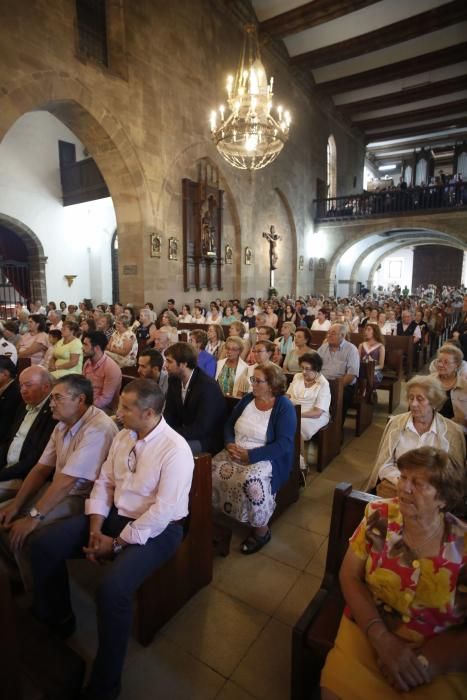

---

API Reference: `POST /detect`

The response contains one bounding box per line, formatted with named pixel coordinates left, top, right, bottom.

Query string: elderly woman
left=49, top=321, right=83, bottom=378
left=430, top=344, right=467, bottom=433
left=283, top=327, right=315, bottom=373
left=18, top=314, right=49, bottom=365
left=215, top=336, right=248, bottom=397
left=158, top=310, right=178, bottom=344
left=275, top=321, right=295, bottom=362
left=206, top=324, right=225, bottom=359
left=358, top=323, right=385, bottom=384
left=212, top=363, right=296, bottom=554
left=218, top=321, right=250, bottom=360
left=366, top=375, right=466, bottom=497
left=321, top=447, right=467, bottom=700
left=136, top=308, right=153, bottom=343
left=105, top=314, right=138, bottom=368
left=287, top=353, right=330, bottom=452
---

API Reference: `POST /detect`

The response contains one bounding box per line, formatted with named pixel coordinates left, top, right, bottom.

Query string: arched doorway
left=0, top=215, right=46, bottom=317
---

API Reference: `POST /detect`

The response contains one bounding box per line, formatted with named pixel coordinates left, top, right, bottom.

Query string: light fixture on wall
left=64, top=275, right=77, bottom=287
left=210, top=24, right=291, bottom=171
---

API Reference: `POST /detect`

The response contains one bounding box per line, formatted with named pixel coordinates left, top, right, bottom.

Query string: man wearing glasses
left=0, top=374, right=118, bottom=589
left=27, top=378, right=194, bottom=700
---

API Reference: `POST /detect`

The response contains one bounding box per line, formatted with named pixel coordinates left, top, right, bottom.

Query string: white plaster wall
left=373, top=248, right=414, bottom=292
left=0, top=111, right=115, bottom=305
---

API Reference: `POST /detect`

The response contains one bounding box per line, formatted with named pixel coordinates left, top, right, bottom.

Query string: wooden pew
left=352, top=360, right=375, bottom=437
left=291, top=483, right=377, bottom=700
left=385, top=335, right=414, bottom=379
left=134, top=453, right=213, bottom=646
left=310, top=330, right=327, bottom=350
left=378, top=348, right=403, bottom=413
left=16, top=357, right=31, bottom=373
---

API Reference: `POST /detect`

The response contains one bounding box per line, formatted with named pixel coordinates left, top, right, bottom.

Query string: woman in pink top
left=18, top=314, right=49, bottom=365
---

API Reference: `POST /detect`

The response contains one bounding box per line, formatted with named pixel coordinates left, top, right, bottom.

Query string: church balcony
left=314, top=183, right=466, bottom=223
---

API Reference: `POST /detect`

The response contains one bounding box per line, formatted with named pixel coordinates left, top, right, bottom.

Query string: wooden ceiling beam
left=339, top=76, right=467, bottom=114
left=366, top=118, right=467, bottom=143
left=368, top=132, right=467, bottom=153
left=354, top=98, right=467, bottom=130
left=259, top=0, right=379, bottom=39
left=316, top=42, right=467, bottom=95
left=291, top=0, right=467, bottom=70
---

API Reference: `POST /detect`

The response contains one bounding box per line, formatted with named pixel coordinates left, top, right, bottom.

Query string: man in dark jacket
left=0, top=365, right=56, bottom=502
left=164, top=342, right=226, bottom=455
left=0, top=357, right=22, bottom=444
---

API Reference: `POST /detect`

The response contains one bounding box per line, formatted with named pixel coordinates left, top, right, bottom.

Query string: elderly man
left=150, top=328, right=171, bottom=358
left=96, top=313, right=115, bottom=341
left=137, top=348, right=168, bottom=395
left=0, top=358, right=21, bottom=444
left=82, top=331, right=122, bottom=412
left=318, top=323, right=360, bottom=423
left=48, top=310, right=63, bottom=331
left=164, top=342, right=226, bottom=455
left=29, top=378, right=194, bottom=700
left=0, top=374, right=118, bottom=588
left=0, top=365, right=56, bottom=502
left=397, top=309, right=421, bottom=343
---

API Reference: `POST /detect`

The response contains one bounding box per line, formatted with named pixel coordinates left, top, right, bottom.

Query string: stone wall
left=0, top=0, right=365, bottom=307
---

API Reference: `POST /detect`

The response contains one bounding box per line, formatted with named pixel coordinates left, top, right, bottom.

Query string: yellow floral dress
left=321, top=498, right=467, bottom=699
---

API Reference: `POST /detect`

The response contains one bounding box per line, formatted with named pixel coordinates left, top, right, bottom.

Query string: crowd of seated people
left=0, top=284, right=466, bottom=698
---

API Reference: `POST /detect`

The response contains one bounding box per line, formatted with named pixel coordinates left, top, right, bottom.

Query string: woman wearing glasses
left=215, top=336, right=248, bottom=397
left=212, top=363, right=296, bottom=554
left=286, top=353, right=331, bottom=465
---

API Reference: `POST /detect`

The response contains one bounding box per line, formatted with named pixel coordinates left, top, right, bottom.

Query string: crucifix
left=262, top=225, right=281, bottom=288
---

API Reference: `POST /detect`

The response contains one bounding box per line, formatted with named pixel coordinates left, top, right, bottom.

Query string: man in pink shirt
left=82, top=331, right=122, bottom=413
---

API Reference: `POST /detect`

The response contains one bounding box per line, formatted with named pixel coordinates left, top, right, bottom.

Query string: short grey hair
left=437, top=344, right=463, bottom=368
left=406, top=375, right=446, bottom=410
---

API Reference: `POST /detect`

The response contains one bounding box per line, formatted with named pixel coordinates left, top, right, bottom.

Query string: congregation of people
left=0, top=285, right=466, bottom=700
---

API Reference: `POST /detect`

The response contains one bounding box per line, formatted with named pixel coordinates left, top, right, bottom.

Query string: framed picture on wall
left=225, top=243, right=233, bottom=264
left=298, top=255, right=304, bottom=270
left=150, top=232, right=161, bottom=258
left=168, top=237, right=178, bottom=261
left=245, top=247, right=252, bottom=265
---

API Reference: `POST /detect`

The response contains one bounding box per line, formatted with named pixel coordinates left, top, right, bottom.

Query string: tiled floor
left=66, top=388, right=406, bottom=700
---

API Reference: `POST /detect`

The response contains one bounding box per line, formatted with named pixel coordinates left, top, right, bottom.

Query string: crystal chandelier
left=210, top=24, right=291, bottom=171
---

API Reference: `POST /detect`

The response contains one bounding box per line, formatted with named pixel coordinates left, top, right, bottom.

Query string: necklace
left=403, top=514, right=444, bottom=554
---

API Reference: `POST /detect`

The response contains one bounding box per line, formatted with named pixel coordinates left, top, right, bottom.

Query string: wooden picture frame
left=225, top=243, right=233, bottom=264
left=168, top=237, right=178, bottom=261
left=299, top=255, right=304, bottom=270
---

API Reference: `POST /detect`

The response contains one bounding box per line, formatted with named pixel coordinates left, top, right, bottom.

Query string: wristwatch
left=112, top=538, right=123, bottom=557
left=28, top=506, right=45, bottom=521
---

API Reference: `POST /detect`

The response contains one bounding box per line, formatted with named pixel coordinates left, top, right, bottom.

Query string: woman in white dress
left=287, top=353, right=331, bottom=463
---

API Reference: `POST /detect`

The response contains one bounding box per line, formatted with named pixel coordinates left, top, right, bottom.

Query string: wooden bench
left=310, top=330, right=327, bottom=350
left=378, top=348, right=403, bottom=413
left=134, top=453, right=213, bottom=646
left=385, top=335, right=414, bottom=379
left=285, top=374, right=344, bottom=472
left=291, top=483, right=377, bottom=700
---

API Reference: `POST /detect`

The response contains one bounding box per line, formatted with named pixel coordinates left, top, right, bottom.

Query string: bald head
left=19, top=365, right=53, bottom=406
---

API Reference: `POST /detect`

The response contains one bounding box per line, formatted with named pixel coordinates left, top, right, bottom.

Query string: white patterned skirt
left=212, top=450, right=276, bottom=527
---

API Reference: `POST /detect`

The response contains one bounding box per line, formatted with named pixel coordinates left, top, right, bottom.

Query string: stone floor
left=63, top=386, right=408, bottom=700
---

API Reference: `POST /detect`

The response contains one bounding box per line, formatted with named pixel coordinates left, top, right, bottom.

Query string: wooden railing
left=314, top=183, right=466, bottom=222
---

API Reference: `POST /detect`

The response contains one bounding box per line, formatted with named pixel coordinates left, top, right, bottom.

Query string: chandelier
left=210, top=24, right=291, bottom=171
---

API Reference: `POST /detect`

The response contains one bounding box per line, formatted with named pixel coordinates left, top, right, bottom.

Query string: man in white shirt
left=0, top=374, right=117, bottom=588
left=47, top=310, right=63, bottom=331
left=0, top=330, right=18, bottom=364
left=28, top=378, right=194, bottom=700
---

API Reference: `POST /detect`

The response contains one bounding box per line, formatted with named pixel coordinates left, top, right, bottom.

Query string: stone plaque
left=123, top=264, right=138, bottom=275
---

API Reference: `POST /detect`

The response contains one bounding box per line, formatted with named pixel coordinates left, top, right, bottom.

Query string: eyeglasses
left=127, top=445, right=137, bottom=473
left=250, top=377, right=268, bottom=384
left=50, top=392, right=76, bottom=403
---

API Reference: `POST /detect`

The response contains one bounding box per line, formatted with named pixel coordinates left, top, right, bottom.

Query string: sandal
left=240, top=529, right=271, bottom=555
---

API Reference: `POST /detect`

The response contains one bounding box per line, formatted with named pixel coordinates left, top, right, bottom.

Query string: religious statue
left=200, top=198, right=217, bottom=257
left=262, top=225, right=281, bottom=271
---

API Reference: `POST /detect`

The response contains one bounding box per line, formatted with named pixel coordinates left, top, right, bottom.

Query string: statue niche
left=182, top=159, right=223, bottom=292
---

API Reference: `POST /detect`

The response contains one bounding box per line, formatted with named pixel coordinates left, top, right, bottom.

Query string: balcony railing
left=314, top=183, right=466, bottom=222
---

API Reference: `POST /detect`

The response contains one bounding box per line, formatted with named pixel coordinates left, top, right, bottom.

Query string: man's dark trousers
left=29, top=508, right=183, bottom=697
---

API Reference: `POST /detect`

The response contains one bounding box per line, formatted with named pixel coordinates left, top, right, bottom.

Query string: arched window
left=327, top=135, right=337, bottom=200
left=111, top=230, right=119, bottom=303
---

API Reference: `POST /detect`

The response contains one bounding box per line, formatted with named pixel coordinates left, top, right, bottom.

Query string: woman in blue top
left=212, top=363, right=297, bottom=554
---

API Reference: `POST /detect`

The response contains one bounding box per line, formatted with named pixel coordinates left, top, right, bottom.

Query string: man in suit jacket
left=164, top=342, right=226, bottom=455
left=0, top=358, right=22, bottom=444
left=0, top=365, right=56, bottom=503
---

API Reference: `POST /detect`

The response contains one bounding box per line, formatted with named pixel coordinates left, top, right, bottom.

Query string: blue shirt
left=197, top=349, right=216, bottom=378
left=317, top=339, right=359, bottom=385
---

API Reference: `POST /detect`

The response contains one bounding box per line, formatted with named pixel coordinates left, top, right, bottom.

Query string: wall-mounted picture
left=245, top=246, right=252, bottom=265
left=298, top=255, right=304, bottom=270
left=308, top=258, right=314, bottom=271
left=225, top=243, right=233, bottom=264
left=150, top=232, right=161, bottom=257
left=168, top=237, right=178, bottom=260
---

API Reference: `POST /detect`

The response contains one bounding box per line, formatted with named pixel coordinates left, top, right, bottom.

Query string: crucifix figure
left=262, top=225, right=281, bottom=287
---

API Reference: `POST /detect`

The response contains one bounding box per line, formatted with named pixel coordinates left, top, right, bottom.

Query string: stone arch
left=0, top=213, right=47, bottom=301
left=0, top=71, right=154, bottom=303
left=274, top=187, right=298, bottom=297
left=367, top=241, right=466, bottom=290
